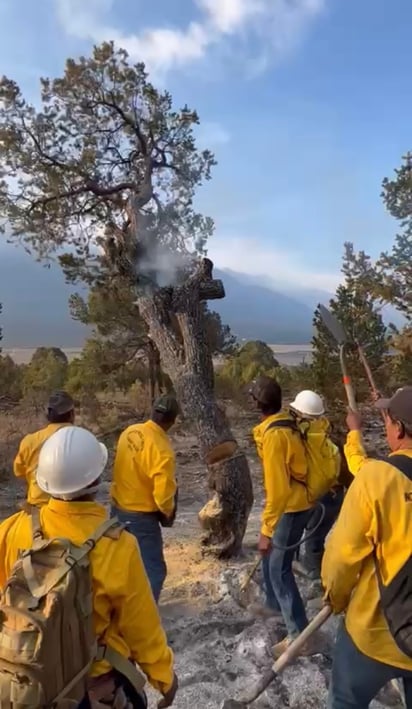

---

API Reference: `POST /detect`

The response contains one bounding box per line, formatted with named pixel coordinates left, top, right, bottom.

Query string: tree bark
left=137, top=259, right=254, bottom=558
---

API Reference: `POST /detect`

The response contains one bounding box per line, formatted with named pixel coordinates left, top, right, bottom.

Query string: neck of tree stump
left=138, top=258, right=254, bottom=557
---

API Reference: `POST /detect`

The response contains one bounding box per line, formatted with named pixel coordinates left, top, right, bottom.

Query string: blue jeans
left=112, top=506, right=167, bottom=603
left=263, top=509, right=312, bottom=637
left=329, top=621, right=412, bottom=708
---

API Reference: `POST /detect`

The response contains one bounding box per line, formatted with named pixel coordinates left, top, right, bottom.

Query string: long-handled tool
left=318, top=305, right=358, bottom=411
left=221, top=605, right=332, bottom=708
left=318, top=305, right=386, bottom=422
left=240, top=557, right=262, bottom=593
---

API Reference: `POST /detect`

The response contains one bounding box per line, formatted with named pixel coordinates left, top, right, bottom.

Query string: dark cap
left=375, top=386, right=412, bottom=425
left=47, top=390, right=75, bottom=416
left=152, top=394, right=179, bottom=418
left=249, top=375, right=281, bottom=407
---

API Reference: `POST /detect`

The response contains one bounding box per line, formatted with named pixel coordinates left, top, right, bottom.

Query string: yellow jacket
left=111, top=420, right=177, bottom=516
left=253, top=413, right=311, bottom=537
left=0, top=499, right=174, bottom=691
left=300, top=417, right=341, bottom=500
left=322, top=447, right=412, bottom=670
left=13, top=423, right=69, bottom=506
left=344, top=429, right=368, bottom=477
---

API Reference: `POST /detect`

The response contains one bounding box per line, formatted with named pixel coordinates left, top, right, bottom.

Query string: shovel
left=221, top=605, right=332, bottom=708
left=318, top=305, right=385, bottom=421
left=318, top=305, right=358, bottom=411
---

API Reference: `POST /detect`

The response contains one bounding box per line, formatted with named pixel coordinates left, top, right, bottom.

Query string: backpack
left=265, top=418, right=341, bottom=503
left=373, top=454, right=412, bottom=658
left=0, top=508, right=146, bottom=707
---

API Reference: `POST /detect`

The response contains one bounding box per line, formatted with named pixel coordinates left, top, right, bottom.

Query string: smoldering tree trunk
left=146, top=339, right=164, bottom=403
left=138, top=259, right=254, bottom=558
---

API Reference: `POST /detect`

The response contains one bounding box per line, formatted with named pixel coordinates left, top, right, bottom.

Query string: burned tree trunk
left=138, top=258, right=254, bottom=557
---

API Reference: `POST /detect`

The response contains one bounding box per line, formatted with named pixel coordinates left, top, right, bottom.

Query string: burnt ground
left=0, top=405, right=404, bottom=708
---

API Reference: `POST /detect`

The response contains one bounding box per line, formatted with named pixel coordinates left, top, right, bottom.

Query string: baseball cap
left=375, top=386, right=412, bottom=425
left=47, top=391, right=75, bottom=416
left=249, top=375, right=281, bottom=406
left=152, top=394, right=179, bottom=418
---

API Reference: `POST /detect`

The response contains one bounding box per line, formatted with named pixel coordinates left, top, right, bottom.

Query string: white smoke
left=137, top=241, right=198, bottom=288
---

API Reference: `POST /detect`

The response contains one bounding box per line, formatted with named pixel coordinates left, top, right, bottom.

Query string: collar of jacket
left=146, top=418, right=170, bottom=440
left=47, top=498, right=107, bottom=518
left=253, top=411, right=293, bottom=444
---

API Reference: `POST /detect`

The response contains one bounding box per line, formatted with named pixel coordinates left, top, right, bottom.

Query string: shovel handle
left=272, top=605, right=333, bottom=673
left=240, top=557, right=261, bottom=592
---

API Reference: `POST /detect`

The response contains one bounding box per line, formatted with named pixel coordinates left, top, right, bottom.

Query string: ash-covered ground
left=143, top=418, right=404, bottom=709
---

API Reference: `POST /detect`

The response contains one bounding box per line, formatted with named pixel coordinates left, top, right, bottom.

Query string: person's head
left=46, top=391, right=75, bottom=424
left=150, top=394, right=179, bottom=431
left=36, top=425, right=108, bottom=501
left=375, top=387, right=412, bottom=452
left=249, top=375, right=282, bottom=417
left=290, top=390, right=325, bottom=420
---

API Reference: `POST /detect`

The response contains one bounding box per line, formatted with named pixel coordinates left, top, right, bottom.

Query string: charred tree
left=0, top=42, right=254, bottom=557
left=137, top=259, right=253, bottom=555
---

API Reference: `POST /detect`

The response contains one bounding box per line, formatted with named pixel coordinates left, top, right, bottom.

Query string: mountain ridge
left=0, top=244, right=329, bottom=347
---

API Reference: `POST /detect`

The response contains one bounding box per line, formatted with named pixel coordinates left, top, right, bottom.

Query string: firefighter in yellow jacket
left=0, top=425, right=178, bottom=709
left=250, top=376, right=313, bottom=657
left=13, top=390, right=75, bottom=506
left=322, top=387, right=412, bottom=708
left=111, top=395, right=178, bottom=603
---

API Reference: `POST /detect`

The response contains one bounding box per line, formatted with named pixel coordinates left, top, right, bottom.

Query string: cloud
left=55, top=0, right=326, bottom=79
left=208, top=235, right=340, bottom=292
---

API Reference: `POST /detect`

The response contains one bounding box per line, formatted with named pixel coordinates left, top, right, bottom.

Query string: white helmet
left=290, top=390, right=325, bottom=418
left=36, top=426, right=108, bottom=500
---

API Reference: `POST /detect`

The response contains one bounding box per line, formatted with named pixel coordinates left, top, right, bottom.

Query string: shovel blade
left=318, top=304, right=347, bottom=346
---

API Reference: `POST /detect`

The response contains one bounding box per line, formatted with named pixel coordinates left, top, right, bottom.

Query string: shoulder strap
left=387, top=454, right=412, bottom=482
left=30, top=506, right=44, bottom=548
left=265, top=419, right=299, bottom=434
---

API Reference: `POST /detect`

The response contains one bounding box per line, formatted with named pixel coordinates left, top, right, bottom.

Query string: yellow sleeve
left=321, top=468, right=375, bottom=613
left=113, top=534, right=174, bottom=693
left=0, top=513, right=26, bottom=588
left=261, top=431, right=291, bottom=537
left=151, top=449, right=177, bottom=517
left=13, top=439, right=27, bottom=479
left=344, top=430, right=367, bottom=477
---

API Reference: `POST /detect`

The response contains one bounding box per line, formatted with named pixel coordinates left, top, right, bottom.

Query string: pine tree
left=312, top=243, right=388, bottom=410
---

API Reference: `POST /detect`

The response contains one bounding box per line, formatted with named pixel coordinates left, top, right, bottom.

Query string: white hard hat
left=290, top=390, right=325, bottom=417
left=36, top=426, right=108, bottom=499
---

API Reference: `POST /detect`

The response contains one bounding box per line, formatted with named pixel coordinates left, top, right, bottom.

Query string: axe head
left=318, top=304, right=348, bottom=346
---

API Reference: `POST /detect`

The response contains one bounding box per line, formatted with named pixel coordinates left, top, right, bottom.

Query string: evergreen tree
left=312, top=243, right=388, bottom=409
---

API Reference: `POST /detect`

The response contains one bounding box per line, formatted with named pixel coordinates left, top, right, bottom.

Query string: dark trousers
left=77, top=672, right=148, bottom=708
left=304, top=488, right=344, bottom=578
left=329, top=621, right=412, bottom=708
left=111, top=506, right=167, bottom=603
left=262, top=509, right=313, bottom=637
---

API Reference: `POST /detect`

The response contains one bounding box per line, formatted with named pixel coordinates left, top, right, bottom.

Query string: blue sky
left=0, top=0, right=410, bottom=293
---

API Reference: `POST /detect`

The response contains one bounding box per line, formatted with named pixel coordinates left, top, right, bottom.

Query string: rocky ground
left=0, top=403, right=403, bottom=708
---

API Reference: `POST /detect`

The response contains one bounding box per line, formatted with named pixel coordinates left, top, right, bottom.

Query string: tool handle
left=339, top=347, right=358, bottom=412
left=240, top=557, right=261, bottom=592
left=272, top=605, right=332, bottom=673
left=357, top=345, right=386, bottom=424
left=238, top=606, right=333, bottom=705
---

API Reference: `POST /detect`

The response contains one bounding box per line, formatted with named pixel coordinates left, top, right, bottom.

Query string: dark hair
left=258, top=394, right=282, bottom=417
left=151, top=409, right=177, bottom=427
left=388, top=412, right=412, bottom=439
left=47, top=409, right=74, bottom=424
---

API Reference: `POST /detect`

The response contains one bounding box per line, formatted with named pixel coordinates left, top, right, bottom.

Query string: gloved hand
left=158, top=674, right=178, bottom=708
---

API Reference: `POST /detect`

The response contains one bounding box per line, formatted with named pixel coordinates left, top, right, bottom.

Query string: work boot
left=272, top=631, right=325, bottom=659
